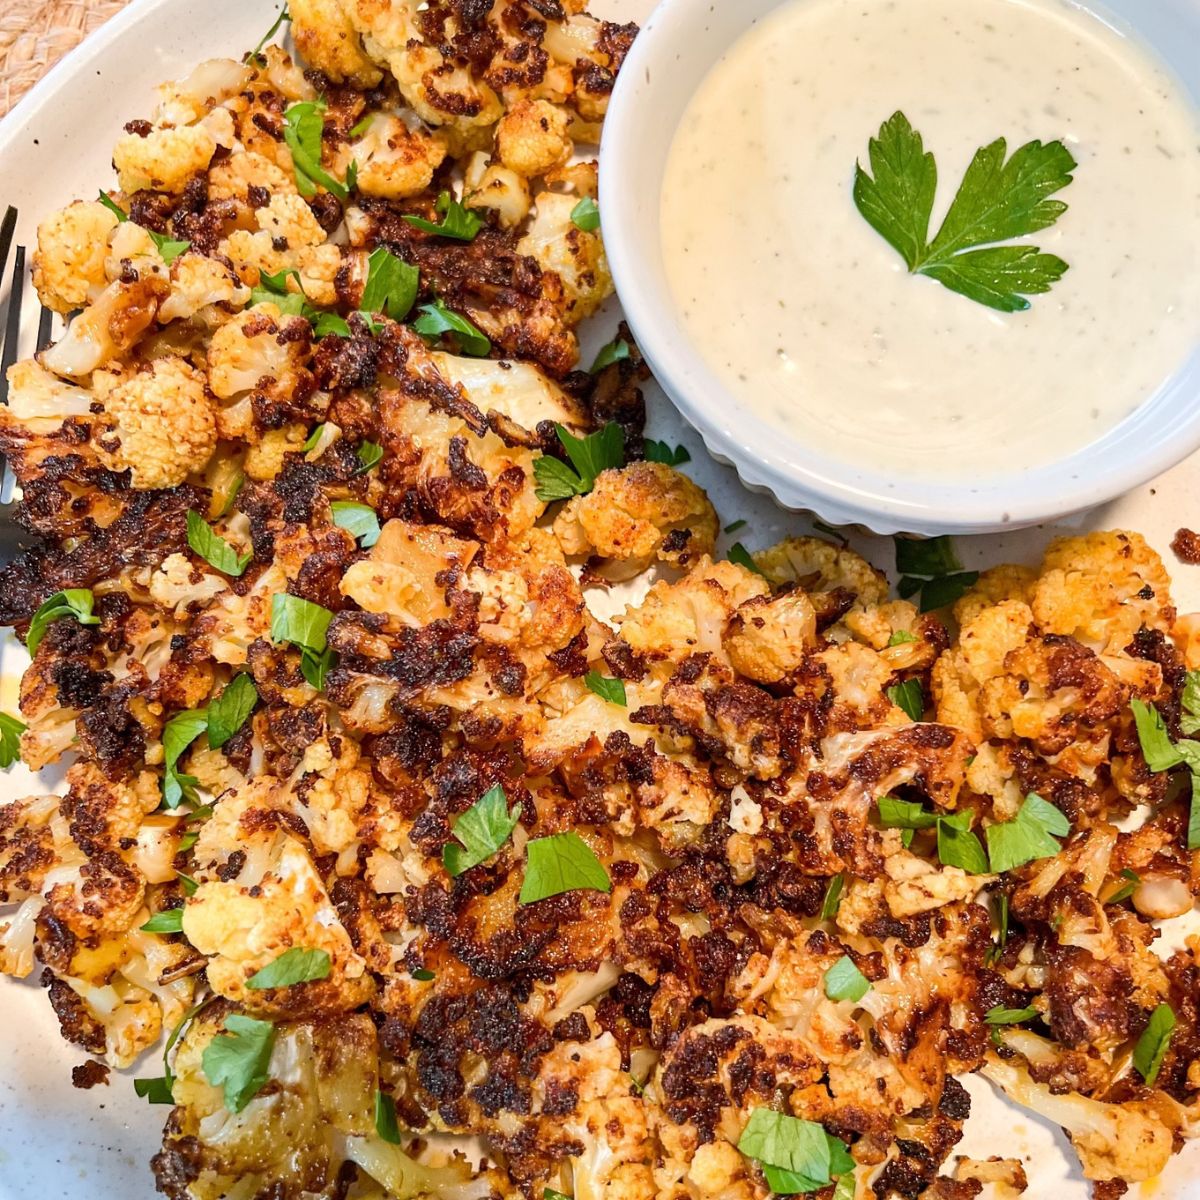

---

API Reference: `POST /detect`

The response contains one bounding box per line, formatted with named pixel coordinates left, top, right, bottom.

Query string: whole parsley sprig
left=854, top=111, right=1076, bottom=312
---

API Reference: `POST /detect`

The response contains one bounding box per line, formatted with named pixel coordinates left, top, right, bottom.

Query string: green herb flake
left=643, top=439, right=691, bottom=467
left=375, top=1089, right=403, bottom=1144
left=1104, top=867, right=1139, bottom=904
left=312, top=312, right=351, bottom=338
left=545, top=1191, right=572, bottom=1200
left=412, top=299, right=491, bottom=356
left=1133, top=1003, right=1176, bottom=1087
left=519, top=832, right=611, bottom=904
left=533, top=422, right=625, bottom=502
left=246, top=947, right=331, bottom=990
left=361, top=246, right=419, bottom=322
left=854, top=111, right=1074, bottom=312
left=820, top=874, right=844, bottom=921
left=443, top=784, right=522, bottom=878
left=282, top=99, right=349, bottom=201
left=589, top=337, right=631, bottom=374
left=737, top=1109, right=855, bottom=1195
left=0, top=712, right=25, bottom=769
left=98, top=191, right=128, bottom=221
left=133, top=1076, right=175, bottom=1104
left=916, top=572, right=980, bottom=612
left=728, top=543, right=766, bottom=576
left=985, top=892, right=1010, bottom=966
left=271, top=593, right=333, bottom=655
left=403, top=191, right=484, bottom=241
left=140, top=909, right=184, bottom=934
left=811, top=519, right=849, bottom=547
left=411, top=967, right=435, bottom=982
left=26, top=588, right=100, bottom=656
left=985, top=792, right=1069, bottom=873
left=150, top=232, right=190, bottom=264
left=187, top=510, right=251, bottom=577
left=887, top=678, right=924, bottom=721
left=201, top=1013, right=277, bottom=1113
left=207, top=674, right=258, bottom=750
left=331, top=500, right=382, bottom=548
left=161, top=708, right=208, bottom=809
left=877, top=797, right=938, bottom=831
left=357, top=441, right=384, bottom=474
left=984, top=1005, right=1039, bottom=1025
left=177, top=871, right=199, bottom=896
left=350, top=113, right=375, bottom=139
left=1130, top=699, right=1184, bottom=772
left=570, top=196, right=600, bottom=231
left=936, top=809, right=990, bottom=875
left=584, top=671, right=627, bottom=706
left=888, top=631, right=917, bottom=647
left=1181, top=670, right=1200, bottom=735
left=246, top=5, right=290, bottom=64
left=823, top=955, right=871, bottom=1003
left=724, top=519, right=747, bottom=534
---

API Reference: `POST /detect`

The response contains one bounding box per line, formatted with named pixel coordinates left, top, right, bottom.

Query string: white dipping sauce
left=661, top=0, right=1200, bottom=481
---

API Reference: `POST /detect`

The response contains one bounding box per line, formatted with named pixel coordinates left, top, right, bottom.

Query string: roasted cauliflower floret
left=495, top=99, right=573, bottom=177
left=112, top=123, right=218, bottom=194
left=289, top=0, right=383, bottom=87
left=31, top=199, right=120, bottom=313
left=518, top=190, right=612, bottom=325
left=94, top=357, right=217, bottom=488
left=553, top=461, right=717, bottom=573
left=352, top=114, right=448, bottom=199
left=464, top=152, right=531, bottom=228
left=724, top=589, right=818, bottom=683
left=157, top=254, right=251, bottom=323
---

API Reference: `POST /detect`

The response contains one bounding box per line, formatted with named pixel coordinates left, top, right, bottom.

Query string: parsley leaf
left=888, top=630, right=917, bottom=647
left=854, top=111, right=1075, bottom=312
left=361, top=246, right=419, bottom=321
left=738, top=1110, right=855, bottom=1195
left=246, top=947, right=331, bottom=990
left=246, top=5, right=290, bottom=64
left=985, top=1005, right=1038, bottom=1025
left=887, top=679, right=924, bottom=721
left=375, top=1089, right=403, bottom=1143
left=820, top=874, right=844, bottom=921
left=410, top=967, right=435, bottom=982
left=519, top=832, right=611, bottom=904
left=590, top=337, right=631, bottom=373
left=134, top=997, right=212, bottom=1104
left=97, top=190, right=128, bottom=222
left=96, top=192, right=188, bottom=262
left=134, top=1076, right=175, bottom=1104
left=162, top=709, right=208, bottom=809
left=728, top=543, right=766, bottom=576
left=331, top=500, right=381, bottom=548
left=533, top=423, right=625, bottom=502
left=271, top=594, right=336, bottom=691
left=545, top=1191, right=572, bottom=1200
left=915, top=572, right=980, bottom=612
left=403, top=191, right=484, bottom=241
left=876, top=797, right=938, bottom=831
left=356, top=441, right=384, bottom=474
left=812, top=519, right=850, bottom=547
left=584, top=671, right=627, bottom=706
left=824, top=955, right=870, bottom=1003
left=140, top=909, right=184, bottom=934
left=985, top=892, right=1009, bottom=966
left=442, top=784, right=522, bottom=877
left=412, top=299, right=490, bottom=356
left=893, top=536, right=977, bottom=611
left=350, top=113, right=375, bottom=139
left=1133, top=1003, right=1176, bottom=1087
left=570, top=196, right=600, bottom=231
left=207, top=674, right=258, bottom=750
left=282, top=100, right=349, bottom=202
left=1182, top=670, right=1200, bottom=735
left=202, top=1013, right=277, bottom=1113
left=187, top=510, right=251, bottom=577
left=985, top=792, right=1069, bottom=872
left=0, top=712, right=25, bottom=769
left=1105, top=868, right=1140, bottom=905
left=26, top=588, right=100, bottom=656
left=643, top=439, right=691, bottom=466
left=1130, top=699, right=1184, bottom=771
left=724, top=519, right=747, bottom=534
left=937, top=808, right=990, bottom=875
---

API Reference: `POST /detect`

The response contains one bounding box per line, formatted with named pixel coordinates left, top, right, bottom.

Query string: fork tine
left=0, top=244, right=26, bottom=407
left=36, top=305, right=53, bottom=352
left=0, top=206, right=16, bottom=283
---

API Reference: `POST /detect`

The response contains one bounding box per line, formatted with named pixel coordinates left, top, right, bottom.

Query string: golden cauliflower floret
left=95, top=357, right=216, bottom=488
left=182, top=836, right=373, bottom=1017
left=464, top=152, right=531, bottom=229
left=518, top=190, right=612, bottom=325
left=112, top=123, right=217, bottom=194
left=724, top=590, right=818, bottom=683
left=207, top=149, right=297, bottom=203
left=553, top=461, right=717, bottom=571
left=953, top=563, right=1037, bottom=627
left=1030, top=530, right=1173, bottom=652
left=753, top=536, right=889, bottom=606
left=257, top=190, right=327, bottom=250
left=353, top=114, right=448, bottom=199
left=388, top=43, right=504, bottom=140
left=244, top=424, right=308, bottom=480
left=157, top=253, right=251, bottom=323
left=31, top=200, right=120, bottom=313
left=289, top=0, right=383, bottom=86
left=207, top=301, right=312, bottom=399
left=149, top=552, right=229, bottom=613
left=495, top=99, right=573, bottom=177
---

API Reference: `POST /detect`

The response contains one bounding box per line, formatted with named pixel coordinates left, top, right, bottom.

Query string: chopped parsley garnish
left=361, top=246, right=419, bottom=322
left=823, top=955, right=870, bottom=1003
left=886, top=678, right=924, bottom=721
left=893, top=536, right=978, bottom=613
left=1105, top=868, right=1140, bottom=905
left=820, top=874, right=844, bottom=921
left=375, top=1089, right=403, bottom=1143
left=202, top=1013, right=277, bottom=1113
left=545, top=1191, right=572, bottom=1200
left=410, top=967, right=435, bottom=982
left=876, top=796, right=938, bottom=832
left=95, top=192, right=189, bottom=261
left=887, top=630, right=917, bottom=647
left=140, top=908, right=184, bottom=934
left=643, top=439, right=691, bottom=466
left=331, top=500, right=381, bottom=548
left=135, top=997, right=211, bottom=1105
left=570, top=197, right=600, bottom=231
left=161, top=709, right=208, bottom=809
left=246, top=947, right=331, bottom=990
left=584, top=671, right=627, bottom=706
left=519, top=832, right=612, bottom=904
left=812, top=519, right=850, bottom=547
left=26, top=588, right=100, bottom=656
left=533, top=422, right=625, bottom=502
left=356, top=440, right=384, bottom=474
left=985, top=792, right=1069, bottom=872
left=1181, top=670, right=1200, bottom=735
left=0, top=712, right=25, bottom=769
left=985, top=892, right=1009, bottom=967
left=985, top=1005, right=1039, bottom=1025
left=246, top=5, right=290, bottom=64
left=283, top=99, right=350, bottom=201
left=270, top=594, right=336, bottom=691
left=589, top=337, right=631, bottom=373
left=177, top=871, right=199, bottom=896
left=442, top=784, right=522, bottom=878
left=403, top=191, right=484, bottom=241
left=412, top=299, right=491, bottom=356
left=728, top=542, right=766, bottom=576
left=724, top=519, right=747, bottom=534
left=854, top=111, right=1074, bottom=312
left=206, top=674, right=258, bottom=750
left=1133, top=1003, right=1176, bottom=1087
left=1129, top=698, right=1200, bottom=851
left=187, top=510, right=251, bottom=577
left=311, top=312, right=351, bottom=338
left=350, top=113, right=375, bottom=139
left=134, top=1077, right=175, bottom=1104
left=936, top=808, right=989, bottom=875
left=737, top=1109, right=856, bottom=1195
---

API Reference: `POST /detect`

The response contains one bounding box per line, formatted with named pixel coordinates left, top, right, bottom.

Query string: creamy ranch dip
left=661, top=0, right=1200, bottom=481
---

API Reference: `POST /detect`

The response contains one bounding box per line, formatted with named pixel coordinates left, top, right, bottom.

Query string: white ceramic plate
left=0, top=1, right=1197, bottom=1197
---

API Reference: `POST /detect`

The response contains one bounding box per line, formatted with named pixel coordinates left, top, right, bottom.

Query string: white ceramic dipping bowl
left=599, top=0, right=1200, bottom=536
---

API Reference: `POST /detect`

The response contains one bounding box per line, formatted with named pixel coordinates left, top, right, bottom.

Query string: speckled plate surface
left=0, top=1, right=1198, bottom=1197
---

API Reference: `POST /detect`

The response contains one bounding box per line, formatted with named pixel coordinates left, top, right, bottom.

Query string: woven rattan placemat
left=0, top=0, right=131, bottom=118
